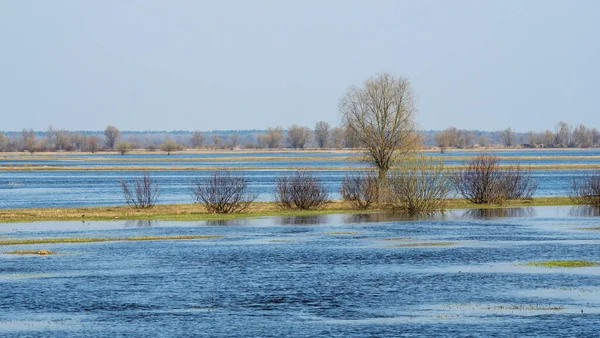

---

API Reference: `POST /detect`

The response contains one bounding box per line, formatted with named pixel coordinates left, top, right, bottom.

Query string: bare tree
left=161, top=138, right=182, bottom=155
left=85, top=136, right=100, bottom=153
left=230, top=133, right=239, bottom=148
left=314, top=121, right=330, bottom=148
left=104, top=125, right=120, bottom=149
left=212, top=135, right=221, bottom=149
left=191, top=171, right=257, bottom=213
left=341, top=173, right=379, bottom=209
left=0, top=132, right=8, bottom=152
left=340, top=73, right=418, bottom=179
left=265, top=127, right=284, bottom=148
left=287, top=125, right=311, bottom=149
left=502, top=127, right=514, bottom=147
left=21, top=129, right=36, bottom=154
left=275, top=172, right=330, bottom=210
left=116, top=141, right=131, bottom=155
left=190, top=130, right=205, bottom=149
left=118, top=171, right=160, bottom=209
left=386, top=155, right=452, bottom=214
left=330, top=127, right=344, bottom=149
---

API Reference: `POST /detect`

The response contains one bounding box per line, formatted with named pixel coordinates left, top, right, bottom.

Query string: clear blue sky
left=1, top=0, right=598, bottom=132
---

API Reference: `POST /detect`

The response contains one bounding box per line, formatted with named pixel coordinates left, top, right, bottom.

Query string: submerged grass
left=3, top=249, right=56, bottom=255
left=523, top=260, right=600, bottom=268
left=0, top=197, right=576, bottom=223
left=0, top=235, right=221, bottom=246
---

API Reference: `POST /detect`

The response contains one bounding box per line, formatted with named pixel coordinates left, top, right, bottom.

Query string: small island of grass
left=523, top=260, right=600, bottom=268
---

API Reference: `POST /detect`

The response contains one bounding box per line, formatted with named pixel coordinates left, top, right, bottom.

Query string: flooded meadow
left=1, top=206, right=600, bottom=336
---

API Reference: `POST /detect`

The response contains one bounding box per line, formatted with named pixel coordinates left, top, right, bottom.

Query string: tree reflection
left=462, top=207, right=535, bottom=219
left=569, top=205, right=600, bottom=217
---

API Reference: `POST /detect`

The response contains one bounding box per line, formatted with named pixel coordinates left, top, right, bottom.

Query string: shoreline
left=0, top=197, right=577, bottom=223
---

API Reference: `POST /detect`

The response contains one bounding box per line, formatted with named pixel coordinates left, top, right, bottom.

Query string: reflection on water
left=462, top=207, right=536, bottom=219
left=278, top=215, right=330, bottom=225
left=124, top=220, right=158, bottom=227
left=569, top=205, right=600, bottom=217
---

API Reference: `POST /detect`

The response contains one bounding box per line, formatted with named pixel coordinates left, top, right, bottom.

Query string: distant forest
left=1, top=121, right=598, bottom=153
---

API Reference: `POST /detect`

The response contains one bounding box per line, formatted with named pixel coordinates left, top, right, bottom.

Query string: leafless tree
left=340, top=73, right=418, bottom=179
left=275, top=171, right=330, bottom=210
left=287, top=125, right=311, bottom=149
left=230, top=133, right=239, bottom=148
left=21, top=129, right=36, bottom=154
left=314, top=121, right=330, bottom=148
left=116, top=141, right=131, bottom=155
left=190, top=130, right=205, bottom=149
left=330, top=127, right=344, bottom=149
left=502, top=127, right=514, bottom=147
left=262, top=127, right=284, bottom=148
left=161, top=138, right=182, bottom=155
left=118, top=171, right=160, bottom=209
left=212, top=135, right=221, bottom=149
left=341, top=172, right=379, bottom=209
left=0, top=132, right=8, bottom=152
left=571, top=171, right=600, bottom=206
left=104, top=125, right=120, bottom=149
left=191, top=171, right=257, bottom=213
left=386, top=155, right=452, bottom=214
left=85, top=136, right=100, bottom=153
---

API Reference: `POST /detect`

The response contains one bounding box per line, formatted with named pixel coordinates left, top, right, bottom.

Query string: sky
left=0, top=0, right=599, bottom=132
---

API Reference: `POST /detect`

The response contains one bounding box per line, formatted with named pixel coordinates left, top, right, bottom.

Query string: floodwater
left=0, top=149, right=599, bottom=208
left=1, top=206, right=600, bottom=336
left=0, top=169, right=594, bottom=209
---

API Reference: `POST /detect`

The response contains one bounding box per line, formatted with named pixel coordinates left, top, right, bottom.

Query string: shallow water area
left=1, top=206, right=600, bottom=336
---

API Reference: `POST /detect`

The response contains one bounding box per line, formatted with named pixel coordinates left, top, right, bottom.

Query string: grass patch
left=0, top=197, right=577, bottom=223
left=523, top=260, right=600, bottom=268
left=0, top=235, right=221, bottom=246
left=3, top=249, right=56, bottom=255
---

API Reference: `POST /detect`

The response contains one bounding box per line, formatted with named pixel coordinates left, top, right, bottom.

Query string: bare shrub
left=385, top=155, right=452, bottom=214
left=191, top=171, right=257, bottom=213
left=340, top=172, right=379, bottom=209
left=118, top=171, right=160, bottom=209
left=501, top=165, right=537, bottom=200
left=571, top=171, right=600, bottom=205
left=454, top=153, right=537, bottom=204
left=275, top=172, right=330, bottom=210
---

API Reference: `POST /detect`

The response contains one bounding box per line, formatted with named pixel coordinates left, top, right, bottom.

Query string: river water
left=1, top=206, right=600, bottom=336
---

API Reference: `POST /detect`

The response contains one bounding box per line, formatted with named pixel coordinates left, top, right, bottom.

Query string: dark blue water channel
left=1, top=206, right=600, bottom=336
left=0, top=169, right=594, bottom=209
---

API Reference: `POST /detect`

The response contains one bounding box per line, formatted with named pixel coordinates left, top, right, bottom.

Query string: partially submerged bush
left=340, top=172, right=379, bottom=209
left=191, top=171, right=257, bottom=213
left=118, top=171, right=160, bottom=209
left=501, top=165, right=537, bottom=200
left=571, top=171, right=600, bottom=205
left=275, top=171, right=329, bottom=210
left=454, top=153, right=537, bottom=204
left=385, top=154, right=452, bottom=214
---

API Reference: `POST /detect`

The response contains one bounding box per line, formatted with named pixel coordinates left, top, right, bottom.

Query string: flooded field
left=1, top=206, right=600, bottom=336
left=1, top=149, right=599, bottom=208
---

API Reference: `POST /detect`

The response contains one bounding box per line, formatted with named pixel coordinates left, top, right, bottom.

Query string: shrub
left=340, top=172, right=379, bottom=209
left=191, top=171, right=257, bottom=213
left=118, top=171, right=160, bottom=209
left=571, top=171, right=600, bottom=205
left=453, top=153, right=537, bottom=204
left=501, top=165, right=537, bottom=200
left=275, top=171, right=329, bottom=210
left=385, top=154, right=452, bottom=214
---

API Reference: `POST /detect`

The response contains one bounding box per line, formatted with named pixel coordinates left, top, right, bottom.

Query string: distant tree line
left=1, top=122, right=598, bottom=154
left=431, top=121, right=600, bottom=152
